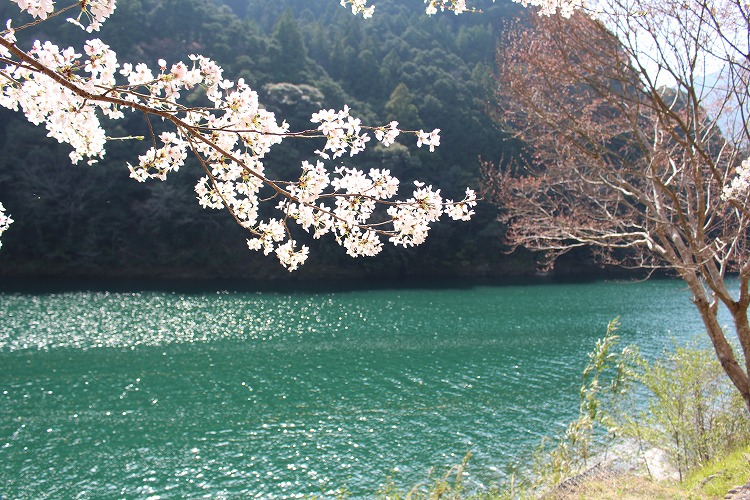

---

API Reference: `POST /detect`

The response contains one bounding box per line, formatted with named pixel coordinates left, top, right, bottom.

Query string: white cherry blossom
left=340, top=0, right=375, bottom=18
left=11, top=0, right=54, bottom=20
left=416, top=129, right=441, bottom=152
left=374, top=121, right=400, bottom=147
left=0, top=202, right=12, bottom=249
left=511, top=0, right=583, bottom=17
left=274, top=240, right=310, bottom=271
left=723, top=158, right=750, bottom=202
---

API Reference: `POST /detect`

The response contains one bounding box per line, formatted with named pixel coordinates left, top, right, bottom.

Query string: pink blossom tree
left=487, top=2, right=750, bottom=410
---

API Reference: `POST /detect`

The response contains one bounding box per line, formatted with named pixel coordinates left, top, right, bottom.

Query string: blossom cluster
left=269, top=165, right=477, bottom=269
left=243, top=113, right=475, bottom=270
left=425, top=1, right=470, bottom=15
left=311, top=106, right=371, bottom=159
left=342, top=0, right=506, bottom=17
left=0, top=202, right=11, bottom=249
left=723, top=158, right=750, bottom=202
left=10, top=0, right=116, bottom=31
left=10, top=0, right=55, bottom=20
left=417, top=128, right=441, bottom=152
left=339, top=0, right=375, bottom=18
left=67, top=0, right=117, bottom=32
left=0, top=0, right=479, bottom=270
left=0, top=37, right=119, bottom=164
left=510, top=0, right=583, bottom=17
left=374, top=121, right=400, bottom=147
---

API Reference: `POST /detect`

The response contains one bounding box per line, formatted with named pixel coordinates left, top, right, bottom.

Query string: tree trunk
left=693, top=297, right=750, bottom=415
left=733, top=306, right=750, bottom=381
left=679, top=269, right=750, bottom=414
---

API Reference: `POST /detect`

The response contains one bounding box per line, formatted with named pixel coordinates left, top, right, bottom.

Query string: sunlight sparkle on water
left=0, top=280, right=719, bottom=497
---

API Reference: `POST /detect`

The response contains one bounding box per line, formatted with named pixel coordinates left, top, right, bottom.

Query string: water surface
left=0, top=279, right=716, bottom=497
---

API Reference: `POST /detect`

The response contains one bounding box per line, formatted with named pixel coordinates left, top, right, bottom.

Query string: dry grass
left=545, top=474, right=718, bottom=499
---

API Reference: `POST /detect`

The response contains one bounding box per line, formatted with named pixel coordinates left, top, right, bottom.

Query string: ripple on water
left=0, top=281, right=723, bottom=497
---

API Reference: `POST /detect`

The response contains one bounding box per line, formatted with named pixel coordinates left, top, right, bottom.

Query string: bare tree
left=485, top=1, right=750, bottom=411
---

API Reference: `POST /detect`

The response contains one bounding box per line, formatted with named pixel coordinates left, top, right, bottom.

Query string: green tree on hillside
left=269, top=9, right=308, bottom=83
left=385, top=83, right=424, bottom=132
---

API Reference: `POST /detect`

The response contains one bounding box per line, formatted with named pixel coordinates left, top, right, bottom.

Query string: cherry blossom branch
left=0, top=0, right=478, bottom=270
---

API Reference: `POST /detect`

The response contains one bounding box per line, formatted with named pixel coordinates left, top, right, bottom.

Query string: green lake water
left=0, top=279, right=720, bottom=497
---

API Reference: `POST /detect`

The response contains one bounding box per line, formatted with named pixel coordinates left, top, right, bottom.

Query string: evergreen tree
left=269, top=9, right=307, bottom=83
left=384, top=83, right=423, bottom=131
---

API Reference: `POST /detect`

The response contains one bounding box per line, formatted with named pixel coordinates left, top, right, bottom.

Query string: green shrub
left=530, top=319, right=637, bottom=492
left=529, top=321, right=750, bottom=494
left=623, top=341, right=750, bottom=480
left=374, top=452, right=473, bottom=499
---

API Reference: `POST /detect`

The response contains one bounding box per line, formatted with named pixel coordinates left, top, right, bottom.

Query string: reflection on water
left=0, top=279, right=715, bottom=497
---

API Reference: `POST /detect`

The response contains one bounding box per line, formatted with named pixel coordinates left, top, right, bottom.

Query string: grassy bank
left=545, top=443, right=750, bottom=499
left=365, top=443, right=750, bottom=499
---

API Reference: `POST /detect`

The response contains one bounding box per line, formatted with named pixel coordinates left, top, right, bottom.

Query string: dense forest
left=0, top=0, right=594, bottom=281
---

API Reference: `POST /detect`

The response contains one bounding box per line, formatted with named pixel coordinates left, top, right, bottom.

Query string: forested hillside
left=0, top=0, right=547, bottom=280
